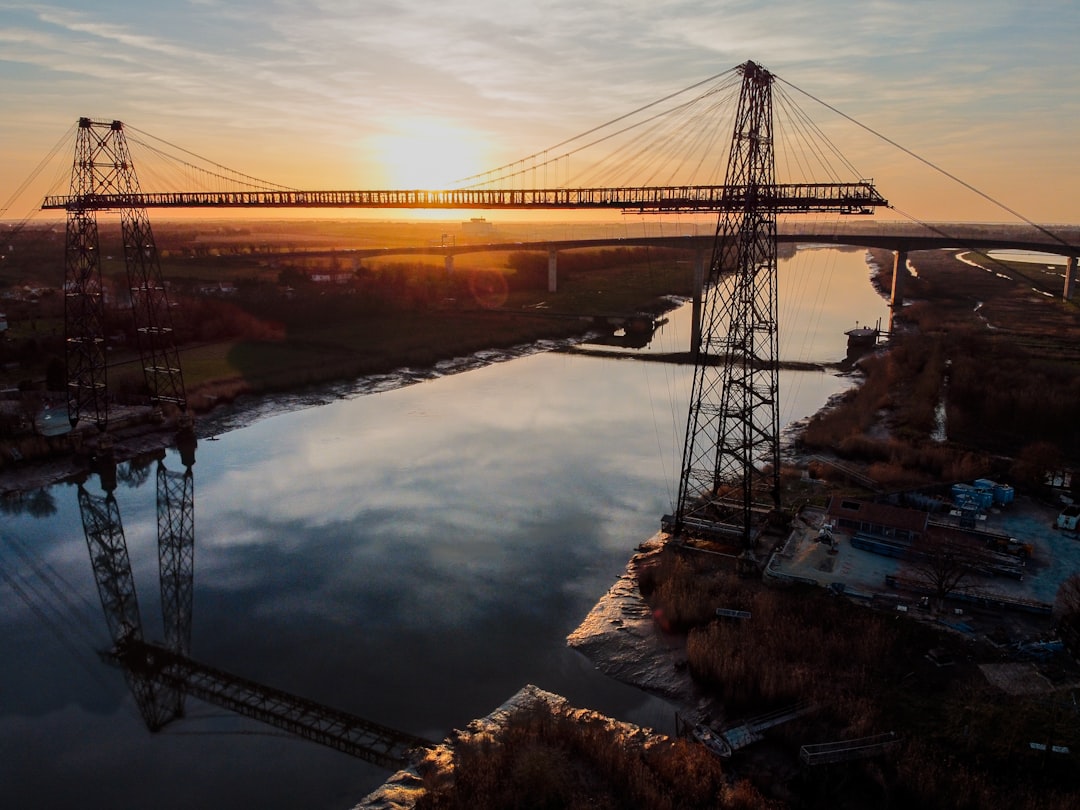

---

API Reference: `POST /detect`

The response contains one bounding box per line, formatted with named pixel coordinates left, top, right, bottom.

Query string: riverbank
left=355, top=242, right=1080, bottom=807
left=0, top=328, right=606, bottom=498
left=11, top=238, right=1077, bottom=807
left=358, top=684, right=673, bottom=810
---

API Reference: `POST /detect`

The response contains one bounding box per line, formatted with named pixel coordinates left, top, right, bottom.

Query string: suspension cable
left=776, top=76, right=1075, bottom=249
left=126, top=125, right=297, bottom=191
left=453, top=67, right=740, bottom=187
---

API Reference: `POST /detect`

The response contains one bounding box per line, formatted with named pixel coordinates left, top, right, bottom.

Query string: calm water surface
left=0, top=248, right=888, bottom=809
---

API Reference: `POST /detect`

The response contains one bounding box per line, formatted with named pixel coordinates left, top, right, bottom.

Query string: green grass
left=163, top=256, right=694, bottom=407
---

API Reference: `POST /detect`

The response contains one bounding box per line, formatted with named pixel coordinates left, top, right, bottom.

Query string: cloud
left=1, top=0, right=1078, bottom=219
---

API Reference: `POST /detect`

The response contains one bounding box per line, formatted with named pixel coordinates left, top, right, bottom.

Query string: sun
left=367, top=117, right=491, bottom=189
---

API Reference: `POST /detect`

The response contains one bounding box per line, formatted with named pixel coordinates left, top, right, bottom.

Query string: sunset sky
left=2, top=0, right=1078, bottom=224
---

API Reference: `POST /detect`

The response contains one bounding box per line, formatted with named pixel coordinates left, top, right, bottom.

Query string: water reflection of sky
left=0, top=248, right=890, bottom=809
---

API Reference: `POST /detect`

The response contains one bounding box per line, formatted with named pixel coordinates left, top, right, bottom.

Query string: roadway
left=211, top=232, right=1080, bottom=263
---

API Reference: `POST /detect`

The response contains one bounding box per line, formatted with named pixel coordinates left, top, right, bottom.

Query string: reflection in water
left=0, top=487, right=58, bottom=518
left=76, top=431, right=432, bottom=769
left=157, top=431, right=196, bottom=664
left=1, top=248, right=891, bottom=809
left=78, top=436, right=194, bottom=731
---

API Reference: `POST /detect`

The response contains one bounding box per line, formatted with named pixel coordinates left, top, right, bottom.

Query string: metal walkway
left=799, top=731, right=900, bottom=765
left=42, top=181, right=886, bottom=213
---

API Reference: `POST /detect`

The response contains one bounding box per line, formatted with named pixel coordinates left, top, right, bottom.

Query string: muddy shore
left=0, top=333, right=594, bottom=498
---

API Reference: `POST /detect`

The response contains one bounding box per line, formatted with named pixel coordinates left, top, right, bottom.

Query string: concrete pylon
left=1064, top=256, right=1077, bottom=300
left=890, top=249, right=908, bottom=310
left=691, top=249, right=706, bottom=355
left=547, top=249, right=558, bottom=293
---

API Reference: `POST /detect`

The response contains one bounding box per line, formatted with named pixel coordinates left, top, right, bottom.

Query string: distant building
left=310, top=272, right=352, bottom=284
left=461, top=217, right=494, bottom=237
left=197, top=281, right=237, bottom=296
left=826, top=496, right=928, bottom=544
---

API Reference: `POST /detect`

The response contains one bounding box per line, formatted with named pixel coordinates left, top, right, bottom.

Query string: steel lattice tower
left=64, top=119, right=187, bottom=430
left=674, top=61, right=780, bottom=546
left=64, top=122, right=109, bottom=428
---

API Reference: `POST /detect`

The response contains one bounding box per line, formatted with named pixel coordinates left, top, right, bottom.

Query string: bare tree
left=17, top=389, right=43, bottom=436
left=1055, top=574, right=1080, bottom=655
left=1011, top=440, right=1064, bottom=491
left=902, top=535, right=980, bottom=604
left=906, top=530, right=1004, bottom=607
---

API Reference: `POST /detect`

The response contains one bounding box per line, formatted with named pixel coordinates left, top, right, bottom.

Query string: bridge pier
left=691, top=249, right=706, bottom=355
left=548, top=249, right=558, bottom=293
left=890, top=249, right=908, bottom=310
left=1064, top=256, right=1077, bottom=300
left=444, top=254, right=454, bottom=275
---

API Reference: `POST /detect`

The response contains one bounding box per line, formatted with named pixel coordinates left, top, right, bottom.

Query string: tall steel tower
left=64, top=118, right=187, bottom=430
left=673, top=61, right=784, bottom=547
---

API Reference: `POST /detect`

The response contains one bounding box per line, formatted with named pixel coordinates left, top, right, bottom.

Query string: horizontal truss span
left=43, top=183, right=886, bottom=213
left=120, top=640, right=433, bottom=770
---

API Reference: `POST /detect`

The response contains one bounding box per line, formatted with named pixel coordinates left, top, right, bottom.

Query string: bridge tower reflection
left=77, top=429, right=432, bottom=768
left=156, top=429, right=196, bottom=668
left=78, top=438, right=192, bottom=730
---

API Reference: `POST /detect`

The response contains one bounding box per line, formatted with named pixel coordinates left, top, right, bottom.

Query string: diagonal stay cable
left=453, top=68, right=740, bottom=187
left=886, top=203, right=1076, bottom=305
left=0, top=555, right=118, bottom=700
left=126, top=125, right=298, bottom=191
left=1, top=122, right=78, bottom=238
left=776, top=76, right=1077, bottom=251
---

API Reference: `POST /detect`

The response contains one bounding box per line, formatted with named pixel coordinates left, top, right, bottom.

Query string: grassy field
left=1, top=219, right=696, bottom=402
left=172, top=253, right=693, bottom=406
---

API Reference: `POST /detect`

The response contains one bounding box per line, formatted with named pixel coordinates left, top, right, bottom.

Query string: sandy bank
left=353, top=684, right=663, bottom=810
left=566, top=533, right=699, bottom=705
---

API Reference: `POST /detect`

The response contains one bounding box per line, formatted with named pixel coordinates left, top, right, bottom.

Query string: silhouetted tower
left=64, top=121, right=109, bottom=428
left=674, top=61, right=782, bottom=546
left=64, top=119, right=187, bottom=429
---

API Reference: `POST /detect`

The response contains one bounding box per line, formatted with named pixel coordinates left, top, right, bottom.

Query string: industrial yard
left=770, top=484, right=1080, bottom=646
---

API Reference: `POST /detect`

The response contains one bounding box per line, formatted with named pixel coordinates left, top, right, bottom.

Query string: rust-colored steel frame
left=63, top=119, right=186, bottom=430
left=675, top=61, right=845, bottom=546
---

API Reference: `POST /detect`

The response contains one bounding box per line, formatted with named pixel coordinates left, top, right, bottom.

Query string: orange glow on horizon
left=365, top=117, right=492, bottom=189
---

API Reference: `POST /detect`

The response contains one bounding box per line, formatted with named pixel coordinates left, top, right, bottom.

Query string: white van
left=1056, top=505, right=1080, bottom=532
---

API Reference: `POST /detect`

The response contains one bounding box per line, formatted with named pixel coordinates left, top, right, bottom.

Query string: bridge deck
left=42, top=182, right=885, bottom=213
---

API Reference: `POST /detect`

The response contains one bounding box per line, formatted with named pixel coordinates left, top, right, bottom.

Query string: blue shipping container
left=992, top=484, right=1014, bottom=505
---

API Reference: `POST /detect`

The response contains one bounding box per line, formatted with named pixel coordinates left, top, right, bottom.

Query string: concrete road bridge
left=233, top=230, right=1080, bottom=306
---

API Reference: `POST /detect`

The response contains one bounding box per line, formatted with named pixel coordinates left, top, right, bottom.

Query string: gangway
left=799, top=731, right=900, bottom=765
left=42, top=182, right=887, bottom=214
left=693, top=701, right=815, bottom=757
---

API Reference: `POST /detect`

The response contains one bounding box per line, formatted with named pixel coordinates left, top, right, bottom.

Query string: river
left=0, top=246, right=890, bottom=809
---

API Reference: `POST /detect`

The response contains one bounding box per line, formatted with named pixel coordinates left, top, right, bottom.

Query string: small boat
left=691, top=724, right=733, bottom=758
left=845, top=318, right=881, bottom=349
